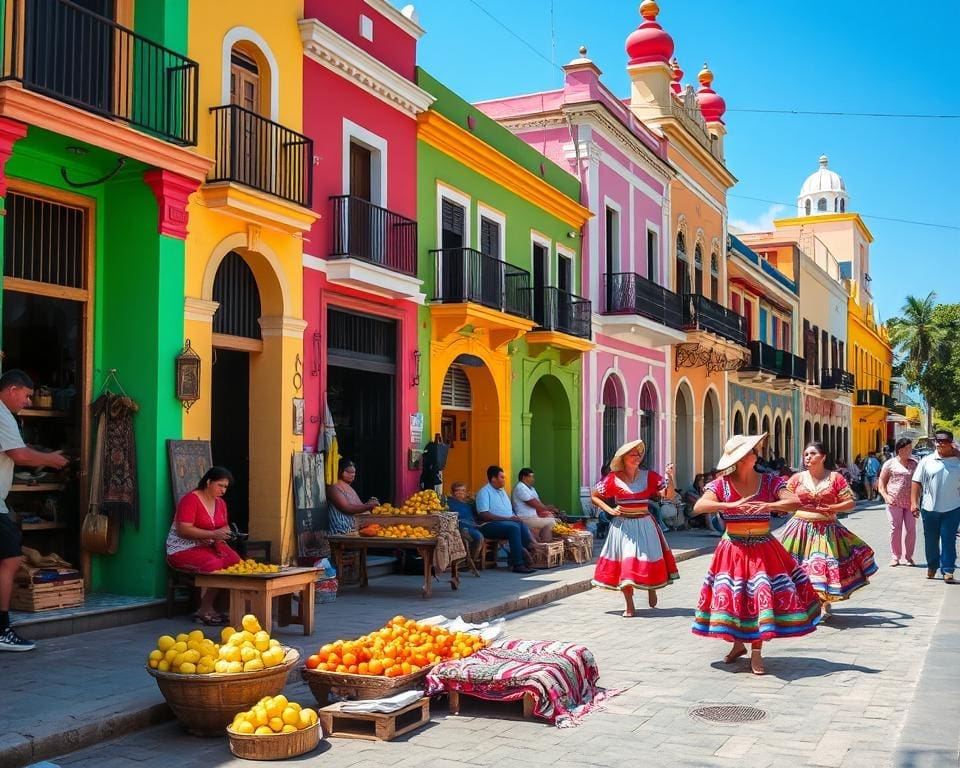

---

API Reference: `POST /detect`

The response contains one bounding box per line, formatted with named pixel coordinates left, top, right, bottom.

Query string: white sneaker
left=0, top=626, right=36, bottom=652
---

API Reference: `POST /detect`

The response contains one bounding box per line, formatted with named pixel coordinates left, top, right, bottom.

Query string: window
left=817, top=197, right=827, bottom=212
left=733, top=410, right=744, bottom=435
left=639, top=382, right=658, bottom=469
left=709, top=252, right=719, bottom=302
left=601, top=376, right=625, bottom=468
left=694, top=243, right=704, bottom=295
left=805, top=199, right=811, bottom=215
left=782, top=321, right=791, bottom=352
left=605, top=206, right=619, bottom=277
left=840, top=199, right=845, bottom=213
left=676, top=231, right=689, bottom=294
left=646, top=229, right=657, bottom=281
left=479, top=216, right=500, bottom=259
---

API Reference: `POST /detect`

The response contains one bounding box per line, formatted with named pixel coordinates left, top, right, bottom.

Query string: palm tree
left=887, top=291, right=942, bottom=435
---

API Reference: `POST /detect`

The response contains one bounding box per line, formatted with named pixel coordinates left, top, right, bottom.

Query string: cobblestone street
left=47, top=504, right=958, bottom=768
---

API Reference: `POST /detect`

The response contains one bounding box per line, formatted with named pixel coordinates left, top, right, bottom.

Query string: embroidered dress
left=692, top=474, right=821, bottom=642
left=591, top=470, right=679, bottom=591
left=777, top=471, right=877, bottom=602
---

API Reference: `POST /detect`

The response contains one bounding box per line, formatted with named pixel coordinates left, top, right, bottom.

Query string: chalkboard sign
left=166, top=440, right=213, bottom=506
left=292, top=452, right=327, bottom=560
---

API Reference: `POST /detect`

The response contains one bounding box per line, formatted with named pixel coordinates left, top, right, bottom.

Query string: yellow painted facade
left=848, top=294, right=893, bottom=458
left=184, top=2, right=316, bottom=560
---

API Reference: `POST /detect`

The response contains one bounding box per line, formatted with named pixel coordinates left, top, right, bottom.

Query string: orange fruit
left=367, top=660, right=384, bottom=675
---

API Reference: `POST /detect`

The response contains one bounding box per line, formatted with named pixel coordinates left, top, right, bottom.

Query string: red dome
left=670, top=57, right=683, bottom=94
left=696, top=63, right=726, bottom=124
left=625, top=0, right=674, bottom=66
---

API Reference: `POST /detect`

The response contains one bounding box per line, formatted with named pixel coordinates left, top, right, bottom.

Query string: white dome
left=797, top=155, right=849, bottom=216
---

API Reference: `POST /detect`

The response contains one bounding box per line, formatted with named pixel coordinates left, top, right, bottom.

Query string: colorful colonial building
left=476, top=47, right=679, bottom=509
left=417, top=71, right=592, bottom=512
left=0, top=0, right=210, bottom=595
left=300, top=0, right=433, bottom=505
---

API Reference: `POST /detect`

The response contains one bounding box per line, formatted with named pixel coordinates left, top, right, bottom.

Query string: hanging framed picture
left=292, top=397, right=305, bottom=435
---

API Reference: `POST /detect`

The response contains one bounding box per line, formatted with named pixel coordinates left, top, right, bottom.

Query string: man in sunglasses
left=911, top=430, right=960, bottom=582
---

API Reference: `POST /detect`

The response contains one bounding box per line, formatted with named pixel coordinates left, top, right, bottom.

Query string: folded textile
left=338, top=689, right=424, bottom=713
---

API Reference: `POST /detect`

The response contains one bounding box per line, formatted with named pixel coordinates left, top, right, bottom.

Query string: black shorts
left=0, top=513, right=23, bottom=560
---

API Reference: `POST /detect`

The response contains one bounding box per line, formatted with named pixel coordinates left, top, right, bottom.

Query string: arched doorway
left=804, top=420, right=812, bottom=447
left=748, top=412, right=758, bottom=435
left=639, top=382, right=658, bottom=470
left=601, top=375, right=625, bottom=469
left=440, top=357, right=500, bottom=494
left=774, top=416, right=783, bottom=460
left=733, top=409, right=744, bottom=436
left=703, top=389, right=721, bottom=472
left=211, top=251, right=262, bottom=532
left=529, top=375, right=572, bottom=512
left=675, top=383, right=694, bottom=487
left=785, top=418, right=793, bottom=467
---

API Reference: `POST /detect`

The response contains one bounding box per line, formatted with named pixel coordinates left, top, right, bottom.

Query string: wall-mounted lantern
left=175, top=339, right=201, bottom=412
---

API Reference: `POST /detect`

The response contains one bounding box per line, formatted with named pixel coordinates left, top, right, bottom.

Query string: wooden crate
left=563, top=532, right=595, bottom=564
left=12, top=579, right=84, bottom=611
left=531, top=541, right=565, bottom=569
left=319, top=697, right=430, bottom=741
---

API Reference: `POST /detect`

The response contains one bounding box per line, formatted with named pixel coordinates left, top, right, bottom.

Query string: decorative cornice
left=299, top=18, right=435, bottom=120
left=418, top=111, right=592, bottom=229
left=0, top=83, right=211, bottom=181
left=0, top=117, right=28, bottom=198
left=144, top=170, right=199, bottom=239
left=774, top=213, right=874, bottom=244
left=196, top=182, right=317, bottom=235
left=259, top=315, right=309, bottom=339
left=564, top=105, right=674, bottom=179
left=184, top=297, right=220, bottom=321
left=362, top=0, right=426, bottom=39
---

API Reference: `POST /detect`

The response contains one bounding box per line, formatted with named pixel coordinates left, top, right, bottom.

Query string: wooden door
left=230, top=51, right=262, bottom=188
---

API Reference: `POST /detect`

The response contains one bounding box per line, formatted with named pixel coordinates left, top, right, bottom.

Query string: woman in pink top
left=877, top=438, right=919, bottom=567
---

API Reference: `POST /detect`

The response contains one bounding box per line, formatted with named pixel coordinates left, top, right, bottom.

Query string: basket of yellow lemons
left=146, top=614, right=299, bottom=736
left=227, top=695, right=321, bottom=760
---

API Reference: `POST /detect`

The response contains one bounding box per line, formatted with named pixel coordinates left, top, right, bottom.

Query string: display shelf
left=18, top=409, right=71, bottom=418
left=10, top=483, right=67, bottom=493
left=21, top=521, right=69, bottom=531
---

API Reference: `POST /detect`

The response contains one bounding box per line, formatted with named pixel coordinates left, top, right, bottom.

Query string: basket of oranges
left=226, top=695, right=321, bottom=760
left=301, top=615, right=488, bottom=704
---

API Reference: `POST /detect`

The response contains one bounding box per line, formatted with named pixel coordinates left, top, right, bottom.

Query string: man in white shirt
left=511, top=467, right=558, bottom=543
left=475, top=465, right=535, bottom=574
left=911, top=429, right=960, bottom=582
left=0, top=370, right=69, bottom=652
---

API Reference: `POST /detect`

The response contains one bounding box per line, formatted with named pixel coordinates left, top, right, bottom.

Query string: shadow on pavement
left=824, top=606, right=914, bottom=630
left=604, top=607, right=695, bottom=618
left=759, top=657, right=882, bottom=681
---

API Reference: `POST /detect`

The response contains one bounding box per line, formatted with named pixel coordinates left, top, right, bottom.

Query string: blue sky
left=409, top=0, right=959, bottom=324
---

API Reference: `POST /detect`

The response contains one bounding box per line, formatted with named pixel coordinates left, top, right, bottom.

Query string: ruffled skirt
left=692, top=535, right=821, bottom=642
left=592, top=516, right=679, bottom=591
left=776, top=518, right=877, bottom=602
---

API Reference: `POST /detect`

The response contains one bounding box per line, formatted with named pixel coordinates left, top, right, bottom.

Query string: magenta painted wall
left=302, top=0, right=421, bottom=502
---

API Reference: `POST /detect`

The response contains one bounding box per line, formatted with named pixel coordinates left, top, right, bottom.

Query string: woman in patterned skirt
left=779, top=442, right=877, bottom=615
left=691, top=434, right=821, bottom=675
left=591, top=439, right=679, bottom=617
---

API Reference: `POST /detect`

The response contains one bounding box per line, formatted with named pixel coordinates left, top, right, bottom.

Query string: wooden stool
left=532, top=541, right=564, bottom=569
left=338, top=551, right=361, bottom=586
left=166, top=568, right=198, bottom=618
left=480, top=539, right=508, bottom=570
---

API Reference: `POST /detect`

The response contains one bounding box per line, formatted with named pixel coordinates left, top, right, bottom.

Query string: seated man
left=475, top=465, right=535, bottom=574
left=446, top=481, right=484, bottom=561
left=510, top=467, right=558, bottom=543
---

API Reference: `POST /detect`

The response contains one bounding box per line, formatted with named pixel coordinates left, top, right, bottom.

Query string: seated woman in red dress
left=691, top=434, right=821, bottom=675
left=165, top=467, right=241, bottom=625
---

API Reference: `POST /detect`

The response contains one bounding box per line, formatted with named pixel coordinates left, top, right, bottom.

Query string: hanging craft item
left=175, top=340, right=201, bottom=412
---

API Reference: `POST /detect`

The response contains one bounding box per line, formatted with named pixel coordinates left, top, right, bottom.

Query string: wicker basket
left=227, top=721, right=321, bottom=760
left=301, top=664, right=432, bottom=705
left=147, top=648, right=300, bottom=736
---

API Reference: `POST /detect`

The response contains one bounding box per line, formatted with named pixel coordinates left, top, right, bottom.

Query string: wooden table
left=326, top=535, right=459, bottom=598
left=194, top=566, right=320, bottom=635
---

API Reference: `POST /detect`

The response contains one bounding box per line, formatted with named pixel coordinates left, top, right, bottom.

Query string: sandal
left=192, top=611, right=226, bottom=626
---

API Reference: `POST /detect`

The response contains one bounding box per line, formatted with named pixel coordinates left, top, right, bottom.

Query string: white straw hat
left=715, top=433, right=767, bottom=474
left=610, top=439, right=645, bottom=472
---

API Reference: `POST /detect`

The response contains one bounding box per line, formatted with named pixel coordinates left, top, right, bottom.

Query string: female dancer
left=591, top=439, right=679, bottom=616
left=779, top=442, right=877, bottom=614
left=691, top=434, right=821, bottom=675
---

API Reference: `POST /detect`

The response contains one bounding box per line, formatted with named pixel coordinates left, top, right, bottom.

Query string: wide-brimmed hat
left=715, top=433, right=767, bottom=474
left=610, top=439, right=645, bottom=472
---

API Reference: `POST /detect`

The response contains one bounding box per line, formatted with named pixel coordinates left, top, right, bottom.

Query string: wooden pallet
left=318, top=697, right=430, bottom=741
left=12, top=579, right=84, bottom=611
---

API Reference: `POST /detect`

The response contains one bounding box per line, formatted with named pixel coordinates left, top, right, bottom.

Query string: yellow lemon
left=188, top=629, right=204, bottom=643
left=288, top=702, right=302, bottom=713
left=214, top=659, right=230, bottom=673
left=228, top=633, right=246, bottom=647
left=252, top=706, right=268, bottom=726
left=241, top=614, right=261, bottom=633
left=183, top=649, right=201, bottom=664
left=302, top=708, right=318, bottom=726
left=281, top=724, right=297, bottom=734
left=297, top=709, right=313, bottom=729
left=264, top=700, right=283, bottom=719
left=254, top=631, right=271, bottom=652
left=224, top=646, right=242, bottom=663
left=234, top=721, right=255, bottom=735
left=157, top=635, right=175, bottom=652
left=281, top=707, right=299, bottom=726
left=179, top=661, right=197, bottom=674
left=243, top=658, right=264, bottom=672
left=196, top=663, right=213, bottom=675
left=148, top=649, right=163, bottom=662
left=269, top=638, right=280, bottom=648
left=254, top=726, right=273, bottom=735
left=268, top=717, right=284, bottom=732
left=220, top=626, right=237, bottom=643
left=226, top=661, right=244, bottom=674
left=172, top=641, right=188, bottom=653
left=240, top=646, right=258, bottom=663
left=157, top=660, right=170, bottom=672
left=148, top=658, right=159, bottom=669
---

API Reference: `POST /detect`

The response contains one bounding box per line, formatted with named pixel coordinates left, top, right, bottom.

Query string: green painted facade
left=415, top=69, right=586, bottom=513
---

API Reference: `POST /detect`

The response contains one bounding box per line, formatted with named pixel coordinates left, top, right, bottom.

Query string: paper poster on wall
left=292, top=451, right=327, bottom=560
left=410, top=412, right=424, bottom=444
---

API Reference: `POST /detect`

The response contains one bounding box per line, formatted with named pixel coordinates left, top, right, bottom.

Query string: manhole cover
left=689, top=705, right=767, bottom=724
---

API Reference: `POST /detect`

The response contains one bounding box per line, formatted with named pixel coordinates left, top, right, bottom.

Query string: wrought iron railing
left=528, top=286, right=591, bottom=339
left=742, top=341, right=804, bottom=380
left=1, top=0, right=198, bottom=145
left=603, top=272, right=684, bottom=330
left=883, top=393, right=896, bottom=410
left=330, top=196, right=417, bottom=276
left=682, top=293, right=747, bottom=345
left=209, top=105, right=312, bottom=207
left=430, top=247, right=531, bottom=318
left=821, top=368, right=855, bottom=392
left=856, top=389, right=884, bottom=406
left=891, top=403, right=907, bottom=416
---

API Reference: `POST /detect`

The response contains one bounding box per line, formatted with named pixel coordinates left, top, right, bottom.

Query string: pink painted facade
left=477, top=53, right=682, bottom=499
left=301, top=0, right=428, bottom=502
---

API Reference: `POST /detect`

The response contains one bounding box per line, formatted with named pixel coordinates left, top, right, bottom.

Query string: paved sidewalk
left=2, top=528, right=718, bottom=767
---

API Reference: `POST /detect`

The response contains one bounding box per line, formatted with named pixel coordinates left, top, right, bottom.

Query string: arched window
left=774, top=416, right=783, bottom=459
left=733, top=410, right=744, bottom=435
left=804, top=199, right=811, bottom=216
left=785, top=418, right=793, bottom=467
left=675, top=231, right=689, bottom=294
left=639, top=382, right=658, bottom=469
left=601, top=376, right=625, bottom=469
left=814, top=422, right=821, bottom=442
left=840, top=199, right=845, bottom=212
left=709, top=252, right=719, bottom=302
left=817, top=197, right=827, bottom=212
left=694, top=243, right=704, bottom=295
left=748, top=412, right=758, bottom=435
left=804, top=420, right=812, bottom=447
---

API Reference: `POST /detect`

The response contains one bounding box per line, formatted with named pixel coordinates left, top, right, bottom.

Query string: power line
left=729, top=194, right=960, bottom=232
left=728, top=109, right=960, bottom=120
left=465, top=0, right=557, bottom=70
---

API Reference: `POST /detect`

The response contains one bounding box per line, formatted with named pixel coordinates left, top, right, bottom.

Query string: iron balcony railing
left=209, top=105, right=312, bottom=207
left=682, top=293, right=747, bottom=346
left=528, top=286, right=592, bottom=340
left=883, top=393, right=896, bottom=410
left=856, top=388, right=884, bottom=407
left=431, top=247, right=531, bottom=318
left=742, top=341, right=805, bottom=380
left=820, top=368, right=855, bottom=392
left=330, top=196, right=418, bottom=276
left=2, top=0, right=198, bottom=145
left=603, top=272, right=684, bottom=330
left=891, top=403, right=907, bottom=416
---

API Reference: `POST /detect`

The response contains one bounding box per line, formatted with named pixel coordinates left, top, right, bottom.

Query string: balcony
left=208, top=105, right=312, bottom=207
left=856, top=389, right=885, bottom=407
left=883, top=393, right=896, bottom=410
left=2, top=0, right=198, bottom=145
left=682, top=293, right=747, bottom=346
left=738, top=341, right=804, bottom=386
left=596, top=272, right=687, bottom=347
left=891, top=403, right=907, bottom=416
left=820, top=368, right=855, bottom=392
left=429, top=247, right=536, bottom=347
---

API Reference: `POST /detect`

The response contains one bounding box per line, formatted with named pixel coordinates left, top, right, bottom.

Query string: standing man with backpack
left=863, top=452, right=882, bottom=502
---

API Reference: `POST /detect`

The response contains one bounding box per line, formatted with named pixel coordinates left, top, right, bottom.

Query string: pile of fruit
left=552, top=522, right=579, bottom=536
left=373, top=523, right=434, bottom=539
left=228, top=694, right=318, bottom=736
left=146, top=614, right=287, bottom=674
left=304, top=614, right=487, bottom=677
left=215, top=559, right=280, bottom=575
left=371, top=490, right=445, bottom=516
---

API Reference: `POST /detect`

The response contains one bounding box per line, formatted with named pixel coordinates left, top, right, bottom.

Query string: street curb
left=11, top=545, right=715, bottom=767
